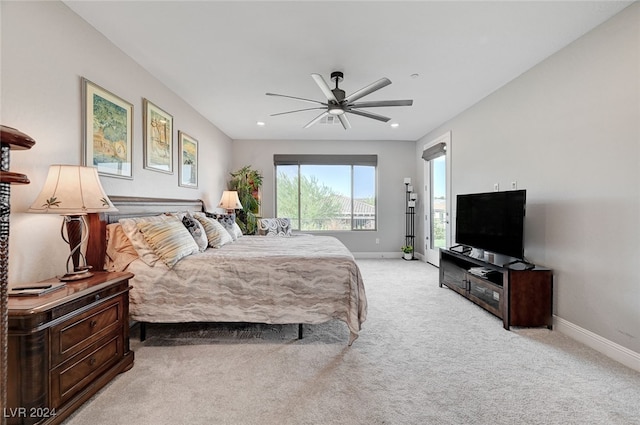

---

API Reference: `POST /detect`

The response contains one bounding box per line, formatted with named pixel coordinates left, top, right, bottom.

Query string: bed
left=86, top=196, right=367, bottom=344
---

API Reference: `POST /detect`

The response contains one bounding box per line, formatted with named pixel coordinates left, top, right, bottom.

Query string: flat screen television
left=455, top=190, right=526, bottom=259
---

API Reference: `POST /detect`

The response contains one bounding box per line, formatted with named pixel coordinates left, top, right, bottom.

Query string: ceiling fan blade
left=338, top=114, right=351, bottom=130
left=344, top=78, right=391, bottom=103
left=266, top=92, right=326, bottom=106
left=311, top=74, right=338, bottom=102
left=346, top=109, right=391, bottom=123
left=303, top=111, right=329, bottom=129
left=270, top=107, right=326, bottom=117
left=350, top=100, right=413, bottom=108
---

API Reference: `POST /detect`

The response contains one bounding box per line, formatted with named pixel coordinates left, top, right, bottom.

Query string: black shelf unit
left=404, top=182, right=415, bottom=260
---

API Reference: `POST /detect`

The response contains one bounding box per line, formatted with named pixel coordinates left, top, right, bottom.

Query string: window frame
left=274, top=154, right=378, bottom=232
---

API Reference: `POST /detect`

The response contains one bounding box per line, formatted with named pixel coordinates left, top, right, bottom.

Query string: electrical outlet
left=493, top=183, right=499, bottom=192
left=511, top=181, right=517, bottom=190
left=375, top=238, right=380, bottom=244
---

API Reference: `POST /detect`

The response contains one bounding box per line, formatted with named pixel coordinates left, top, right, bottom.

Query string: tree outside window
left=275, top=163, right=376, bottom=231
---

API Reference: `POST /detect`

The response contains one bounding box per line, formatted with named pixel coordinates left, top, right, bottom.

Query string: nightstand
left=6, top=272, right=134, bottom=425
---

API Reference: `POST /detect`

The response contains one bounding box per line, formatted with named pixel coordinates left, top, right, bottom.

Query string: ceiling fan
left=266, top=71, right=413, bottom=130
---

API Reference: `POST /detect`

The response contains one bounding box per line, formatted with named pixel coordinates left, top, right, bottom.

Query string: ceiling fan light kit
left=266, top=71, right=413, bottom=130
left=328, top=105, right=345, bottom=115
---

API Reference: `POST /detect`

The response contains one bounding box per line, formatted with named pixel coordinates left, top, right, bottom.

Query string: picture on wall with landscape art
left=179, top=131, right=198, bottom=188
left=82, top=78, right=133, bottom=179
left=143, top=98, right=173, bottom=173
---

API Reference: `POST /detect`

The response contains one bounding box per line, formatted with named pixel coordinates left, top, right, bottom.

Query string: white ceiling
left=63, top=1, right=632, bottom=142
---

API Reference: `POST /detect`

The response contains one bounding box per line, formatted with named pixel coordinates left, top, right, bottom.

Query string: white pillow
left=232, top=222, right=243, bottom=239
left=181, top=212, right=209, bottom=252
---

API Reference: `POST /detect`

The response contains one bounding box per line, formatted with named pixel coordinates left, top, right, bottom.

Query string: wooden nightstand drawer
left=51, top=295, right=124, bottom=365
left=8, top=272, right=134, bottom=425
left=50, top=333, right=123, bottom=407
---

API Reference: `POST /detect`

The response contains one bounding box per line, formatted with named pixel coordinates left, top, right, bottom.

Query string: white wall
left=231, top=139, right=416, bottom=254
left=1, top=1, right=233, bottom=284
left=3, top=0, right=637, bottom=362
left=416, top=4, right=639, bottom=354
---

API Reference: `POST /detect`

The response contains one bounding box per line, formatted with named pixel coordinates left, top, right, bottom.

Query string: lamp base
left=61, top=215, right=93, bottom=281
left=58, top=268, right=94, bottom=282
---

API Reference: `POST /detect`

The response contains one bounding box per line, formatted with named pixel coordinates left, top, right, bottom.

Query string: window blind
left=421, top=143, right=446, bottom=161
left=274, top=154, right=377, bottom=166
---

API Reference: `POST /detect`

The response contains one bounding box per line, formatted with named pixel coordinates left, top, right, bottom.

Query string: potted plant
left=401, top=245, right=413, bottom=260
left=228, top=165, right=263, bottom=235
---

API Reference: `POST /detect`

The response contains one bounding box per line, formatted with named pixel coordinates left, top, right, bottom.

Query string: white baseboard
left=352, top=252, right=427, bottom=260
left=352, top=252, right=402, bottom=259
left=554, top=315, right=640, bottom=373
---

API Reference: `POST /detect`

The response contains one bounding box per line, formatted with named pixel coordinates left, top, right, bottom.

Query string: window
left=274, top=155, right=377, bottom=231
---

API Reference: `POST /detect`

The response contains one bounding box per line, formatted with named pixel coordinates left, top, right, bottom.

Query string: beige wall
left=1, top=1, right=233, bottom=284
left=231, top=139, right=416, bottom=254
left=416, top=3, right=639, bottom=354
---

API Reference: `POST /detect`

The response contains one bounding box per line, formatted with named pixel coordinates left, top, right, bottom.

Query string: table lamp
left=28, top=165, right=118, bottom=281
left=218, top=190, right=243, bottom=214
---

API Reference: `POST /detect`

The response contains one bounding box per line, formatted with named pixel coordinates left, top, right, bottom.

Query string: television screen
left=455, top=190, right=526, bottom=259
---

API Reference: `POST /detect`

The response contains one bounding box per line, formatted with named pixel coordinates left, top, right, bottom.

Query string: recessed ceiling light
left=390, top=123, right=400, bottom=128
left=256, top=121, right=266, bottom=126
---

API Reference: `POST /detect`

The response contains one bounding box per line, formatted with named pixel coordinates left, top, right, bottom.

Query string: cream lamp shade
left=218, top=190, right=243, bottom=212
left=28, top=165, right=117, bottom=214
left=28, top=165, right=117, bottom=281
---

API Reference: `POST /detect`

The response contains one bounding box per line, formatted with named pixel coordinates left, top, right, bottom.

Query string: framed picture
left=143, top=99, right=173, bottom=174
left=82, top=78, right=133, bottom=179
left=178, top=131, right=198, bottom=188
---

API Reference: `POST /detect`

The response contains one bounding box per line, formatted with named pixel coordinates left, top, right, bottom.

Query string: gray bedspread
left=126, top=235, right=367, bottom=344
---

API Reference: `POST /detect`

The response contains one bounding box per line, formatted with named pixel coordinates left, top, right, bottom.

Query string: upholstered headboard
left=86, top=196, right=205, bottom=271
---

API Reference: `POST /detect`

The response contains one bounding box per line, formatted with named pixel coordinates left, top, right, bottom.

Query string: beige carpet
left=64, top=259, right=640, bottom=425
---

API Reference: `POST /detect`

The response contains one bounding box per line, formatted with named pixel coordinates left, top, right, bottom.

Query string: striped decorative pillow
left=193, top=213, right=234, bottom=248
left=119, top=214, right=173, bottom=266
left=205, top=212, right=238, bottom=240
left=137, top=218, right=200, bottom=268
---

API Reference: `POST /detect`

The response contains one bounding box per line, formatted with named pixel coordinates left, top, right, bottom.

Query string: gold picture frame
left=82, top=78, right=133, bottom=179
left=178, top=131, right=198, bottom=188
left=143, top=99, right=173, bottom=174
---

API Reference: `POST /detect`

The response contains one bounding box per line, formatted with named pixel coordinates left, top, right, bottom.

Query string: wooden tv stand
left=439, top=249, right=553, bottom=330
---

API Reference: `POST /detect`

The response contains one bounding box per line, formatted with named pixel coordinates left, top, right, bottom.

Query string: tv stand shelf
left=439, top=249, right=553, bottom=330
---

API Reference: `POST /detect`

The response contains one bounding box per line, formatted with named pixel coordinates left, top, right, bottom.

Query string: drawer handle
left=89, top=320, right=98, bottom=329
left=89, top=357, right=97, bottom=366
left=95, top=294, right=101, bottom=301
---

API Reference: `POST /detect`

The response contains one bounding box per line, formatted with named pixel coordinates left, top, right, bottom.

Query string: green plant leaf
left=43, top=197, right=61, bottom=208
left=228, top=165, right=263, bottom=234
